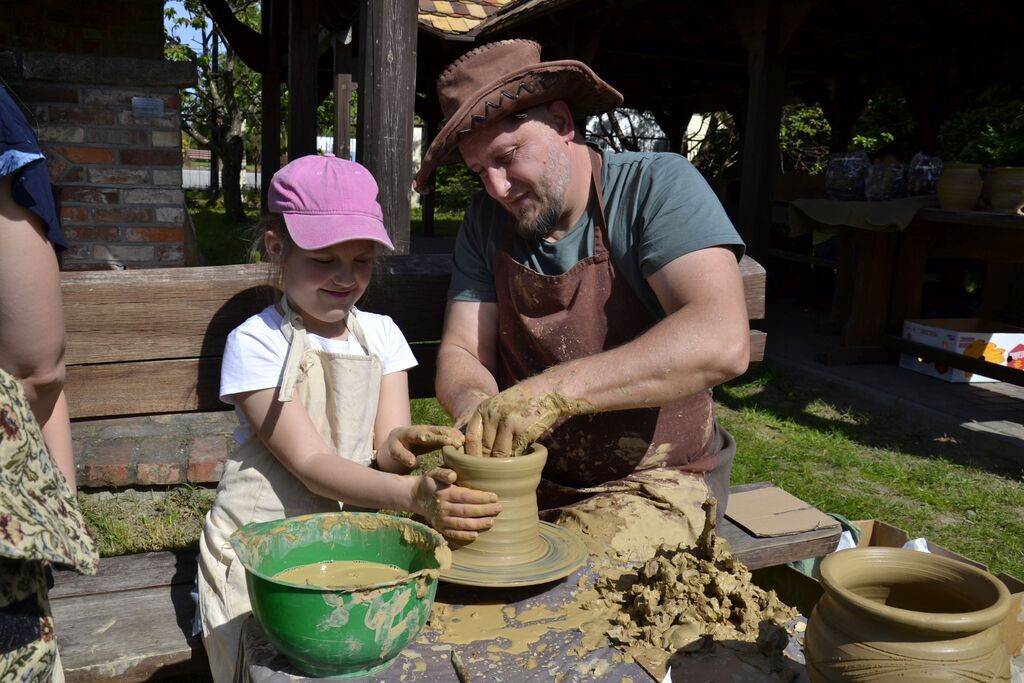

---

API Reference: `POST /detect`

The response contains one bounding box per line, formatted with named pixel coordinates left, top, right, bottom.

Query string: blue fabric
left=0, top=86, right=66, bottom=251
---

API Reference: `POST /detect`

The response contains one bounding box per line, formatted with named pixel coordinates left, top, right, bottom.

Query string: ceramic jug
left=936, top=163, right=983, bottom=211
left=805, top=547, right=1011, bottom=682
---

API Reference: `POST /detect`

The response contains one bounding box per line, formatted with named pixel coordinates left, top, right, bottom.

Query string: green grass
left=717, top=364, right=1023, bottom=578
left=80, top=486, right=214, bottom=556
left=409, top=206, right=464, bottom=238
left=187, top=190, right=260, bottom=266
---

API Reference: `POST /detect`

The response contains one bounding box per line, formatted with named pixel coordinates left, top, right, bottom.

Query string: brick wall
left=2, top=50, right=197, bottom=269
left=0, top=0, right=163, bottom=60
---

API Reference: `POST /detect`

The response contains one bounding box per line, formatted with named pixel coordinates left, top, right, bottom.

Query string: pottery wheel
left=439, top=522, right=587, bottom=588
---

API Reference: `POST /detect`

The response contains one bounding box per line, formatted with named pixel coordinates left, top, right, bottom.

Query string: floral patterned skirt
left=0, top=558, right=58, bottom=682
left=0, top=368, right=96, bottom=681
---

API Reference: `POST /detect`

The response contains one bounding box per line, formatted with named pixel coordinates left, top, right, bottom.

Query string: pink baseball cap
left=267, top=154, right=394, bottom=251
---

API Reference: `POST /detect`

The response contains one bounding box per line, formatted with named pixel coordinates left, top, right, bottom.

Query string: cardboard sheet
left=725, top=487, right=840, bottom=537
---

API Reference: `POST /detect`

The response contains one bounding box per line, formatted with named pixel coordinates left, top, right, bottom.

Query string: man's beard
left=514, top=204, right=561, bottom=241
left=511, top=147, right=570, bottom=241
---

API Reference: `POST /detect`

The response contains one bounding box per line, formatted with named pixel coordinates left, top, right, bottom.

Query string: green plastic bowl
left=230, top=512, right=451, bottom=678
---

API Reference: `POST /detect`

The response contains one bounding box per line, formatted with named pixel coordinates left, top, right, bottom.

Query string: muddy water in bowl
left=274, top=560, right=408, bottom=588
left=231, top=512, right=450, bottom=678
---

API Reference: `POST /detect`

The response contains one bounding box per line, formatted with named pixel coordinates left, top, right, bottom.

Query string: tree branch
left=200, top=0, right=267, bottom=72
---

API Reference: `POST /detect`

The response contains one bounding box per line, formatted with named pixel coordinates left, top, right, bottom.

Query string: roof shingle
left=418, top=0, right=513, bottom=35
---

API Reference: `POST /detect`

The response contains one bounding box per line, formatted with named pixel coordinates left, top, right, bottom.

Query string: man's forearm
left=435, top=345, right=500, bottom=421
left=521, top=303, right=749, bottom=413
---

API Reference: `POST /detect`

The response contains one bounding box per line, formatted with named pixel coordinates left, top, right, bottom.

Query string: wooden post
left=260, top=0, right=286, bottom=212
left=210, top=30, right=220, bottom=194
left=421, top=106, right=439, bottom=239
left=731, top=0, right=808, bottom=257
left=357, top=0, right=418, bottom=255
left=333, top=36, right=356, bottom=161
left=288, top=0, right=319, bottom=160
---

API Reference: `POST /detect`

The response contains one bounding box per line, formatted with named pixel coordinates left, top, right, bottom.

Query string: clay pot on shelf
left=983, top=166, right=1024, bottom=214
left=936, top=163, right=983, bottom=211
left=805, top=547, right=1011, bottom=682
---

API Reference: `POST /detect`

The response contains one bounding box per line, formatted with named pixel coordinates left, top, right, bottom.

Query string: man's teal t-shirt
left=447, top=147, right=745, bottom=319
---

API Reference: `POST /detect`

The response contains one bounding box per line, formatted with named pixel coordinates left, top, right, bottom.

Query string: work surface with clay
left=241, top=502, right=812, bottom=682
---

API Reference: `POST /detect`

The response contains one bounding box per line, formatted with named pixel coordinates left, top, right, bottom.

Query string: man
left=415, top=39, right=749, bottom=550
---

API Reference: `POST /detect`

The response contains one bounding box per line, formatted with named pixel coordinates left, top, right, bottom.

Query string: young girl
left=197, top=155, right=501, bottom=682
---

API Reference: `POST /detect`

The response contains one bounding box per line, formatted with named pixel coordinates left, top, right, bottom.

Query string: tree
left=587, top=109, right=668, bottom=153
left=165, top=0, right=262, bottom=222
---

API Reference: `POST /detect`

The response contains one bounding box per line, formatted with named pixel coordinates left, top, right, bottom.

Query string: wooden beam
left=260, top=0, right=286, bottom=211
left=288, top=0, right=319, bottom=159
left=731, top=0, right=808, bottom=257
left=421, top=106, right=439, bottom=238
left=333, top=35, right=356, bottom=161
left=357, top=0, right=418, bottom=254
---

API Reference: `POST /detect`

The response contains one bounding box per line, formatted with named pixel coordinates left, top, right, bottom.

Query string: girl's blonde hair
left=249, top=213, right=291, bottom=299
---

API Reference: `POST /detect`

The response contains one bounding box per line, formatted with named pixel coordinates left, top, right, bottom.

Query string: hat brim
left=282, top=212, right=395, bottom=251
left=414, top=60, right=622, bottom=194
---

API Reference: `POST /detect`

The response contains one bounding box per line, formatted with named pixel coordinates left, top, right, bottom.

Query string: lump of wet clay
left=578, top=499, right=798, bottom=676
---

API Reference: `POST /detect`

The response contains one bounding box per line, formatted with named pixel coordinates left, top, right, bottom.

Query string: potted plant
left=975, top=122, right=1024, bottom=213
left=939, top=89, right=1024, bottom=213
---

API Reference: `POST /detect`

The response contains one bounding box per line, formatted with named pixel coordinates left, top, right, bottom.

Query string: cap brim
left=282, top=212, right=395, bottom=251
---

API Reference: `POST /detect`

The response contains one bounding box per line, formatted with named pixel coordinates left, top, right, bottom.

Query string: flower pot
left=936, top=163, right=983, bottom=211
left=983, top=166, right=1024, bottom=214
left=805, top=547, right=1011, bottom=682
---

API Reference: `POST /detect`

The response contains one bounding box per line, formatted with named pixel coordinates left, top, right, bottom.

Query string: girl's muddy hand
left=413, top=468, right=501, bottom=542
left=384, top=425, right=465, bottom=468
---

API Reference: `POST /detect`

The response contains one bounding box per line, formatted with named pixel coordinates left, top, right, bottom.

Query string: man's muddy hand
left=464, top=384, right=595, bottom=457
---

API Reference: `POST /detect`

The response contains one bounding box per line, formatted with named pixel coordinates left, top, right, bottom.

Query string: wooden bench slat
left=66, top=331, right=763, bottom=419
left=739, top=254, right=766, bottom=320
left=62, top=255, right=765, bottom=366
left=61, top=256, right=454, bottom=366
left=65, top=346, right=443, bottom=419
left=52, top=584, right=205, bottom=683
left=51, top=550, right=197, bottom=600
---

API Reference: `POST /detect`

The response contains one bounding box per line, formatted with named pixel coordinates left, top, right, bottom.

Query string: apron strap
left=278, top=297, right=306, bottom=402
left=277, top=297, right=373, bottom=402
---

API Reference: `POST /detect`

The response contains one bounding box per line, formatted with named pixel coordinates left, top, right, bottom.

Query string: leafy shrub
left=433, top=163, right=483, bottom=213
left=938, top=85, right=1024, bottom=166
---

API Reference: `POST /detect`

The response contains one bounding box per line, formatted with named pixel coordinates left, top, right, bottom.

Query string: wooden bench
left=52, top=253, right=834, bottom=681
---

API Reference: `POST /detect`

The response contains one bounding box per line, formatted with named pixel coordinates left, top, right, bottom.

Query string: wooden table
left=790, top=201, right=1024, bottom=369
left=886, top=209, right=1024, bottom=385
left=240, top=482, right=839, bottom=682
left=52, top=485, right=839, bottom=682
left=788, top=197, right=935, bottom=365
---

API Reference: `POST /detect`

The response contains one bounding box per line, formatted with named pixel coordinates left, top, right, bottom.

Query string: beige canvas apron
left=197, top=298, right=382, bottom=683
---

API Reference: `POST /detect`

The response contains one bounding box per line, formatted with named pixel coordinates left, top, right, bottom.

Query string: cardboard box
left=899, top=318, right=1024, bottom=383
left=751, top=519, right=1024, bottom=661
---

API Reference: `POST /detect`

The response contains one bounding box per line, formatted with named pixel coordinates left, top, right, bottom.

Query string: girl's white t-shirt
left=219, top=304, right=417, bottom=443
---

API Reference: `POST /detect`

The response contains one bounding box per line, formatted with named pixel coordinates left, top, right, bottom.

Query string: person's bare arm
left=234, top=386, right=500, bottom=540
left=435, top=299, right=502, bottom=425
left=467, top=246, right=750, bottom=456
left=0, top=175, right=75, bottom=488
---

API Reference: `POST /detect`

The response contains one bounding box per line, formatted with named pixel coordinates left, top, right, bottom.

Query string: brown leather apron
left=491, top=147, right=735, bottom=521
